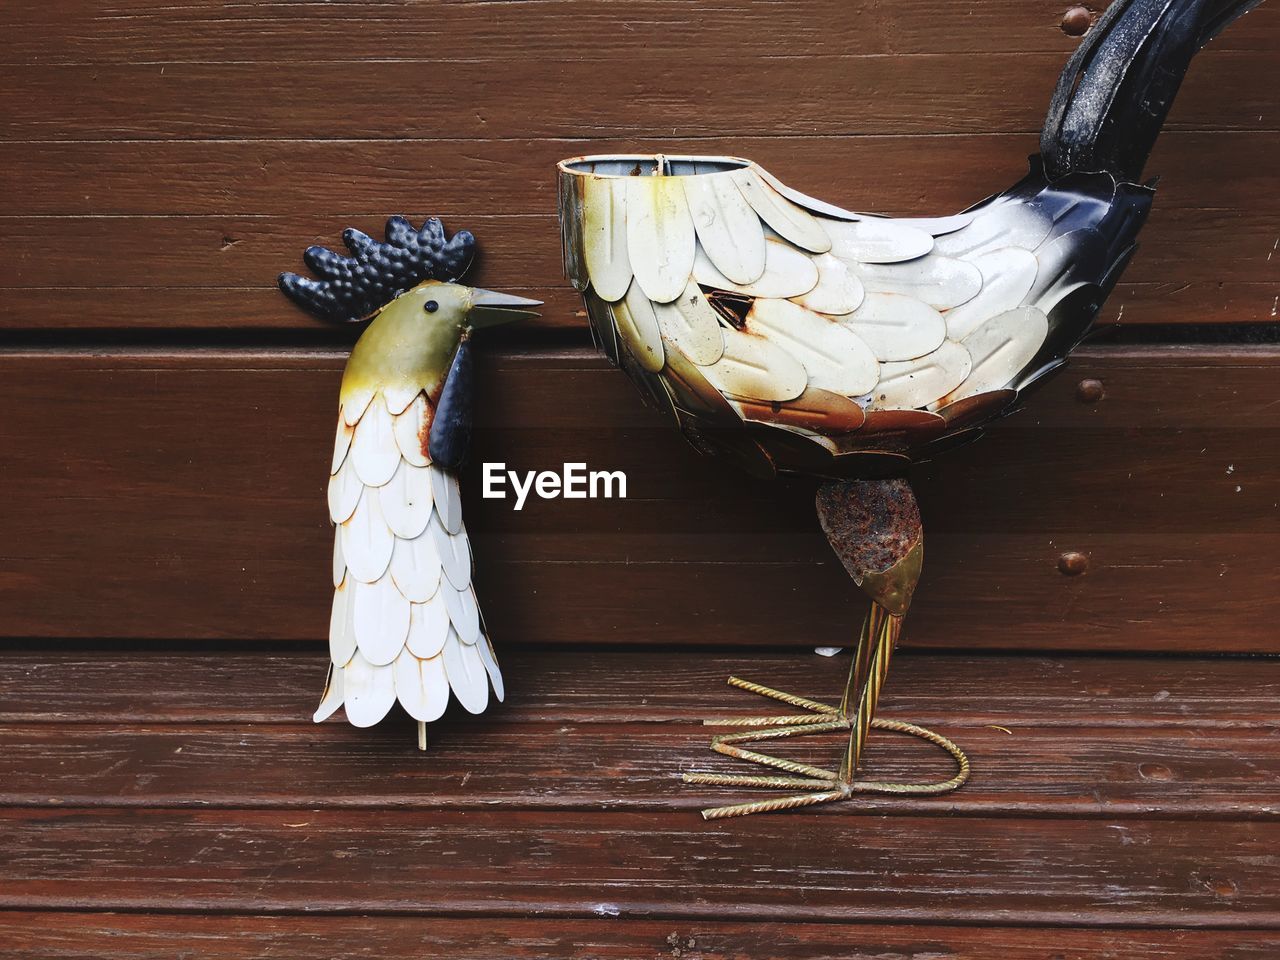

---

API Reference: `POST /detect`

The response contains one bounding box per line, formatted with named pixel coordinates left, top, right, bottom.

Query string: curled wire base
left=682, top=676, right=971, bottom=820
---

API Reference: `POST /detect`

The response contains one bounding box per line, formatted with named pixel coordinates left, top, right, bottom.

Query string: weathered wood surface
left=5, top=718, right=1278, bottom=818
left=1, top=915, right=1276, bottom=960
left=1, top=345, right=1277, bottom=651
left=6, top=0, right=1274, bottom=64
left=5, top=805, right=1278, bottom=924
left=3, top=51, right=1271, bottom=141
left=2, top=649, right=1277, bottom=953
left=7, top=651, right=1276, bottom=727
left=1, top=1, right=1275, bottom=331
left=5, top=199, right=1277, bottom=330
left=3, top=651, right=1278, bottom=818
left=2, top=132, right=1275, bottom=330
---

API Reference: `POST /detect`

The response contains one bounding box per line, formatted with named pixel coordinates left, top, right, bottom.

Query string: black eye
left=423, top=300, right=439, bottom=313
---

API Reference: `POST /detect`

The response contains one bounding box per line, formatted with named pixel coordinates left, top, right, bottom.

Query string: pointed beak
left=467, top=288, right=542, bottom=328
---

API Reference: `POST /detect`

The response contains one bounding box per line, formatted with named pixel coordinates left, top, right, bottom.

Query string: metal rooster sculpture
left=558, top=0, right=1263, bottom=816
left=279, top=218, right=540, bottom=748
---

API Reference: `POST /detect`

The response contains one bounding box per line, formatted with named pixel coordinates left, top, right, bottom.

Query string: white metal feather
left=392, top=394, right=432, bottom=468
left=313, top=664, right=344, bottom=723
left=934, top=201, right=1053, bottom=260
left=352, top=574, right=411, bottom=667
left=583, top=176, right=632, bottom=302
left=328, top=576, right=357, bottom=668
left=349, top=393, right=401, bottom=487
left=341, top=650, right=397, bottom=728
left=744, top=299, right=879, bottom=397
left=701, top=325, right=809, bottom=402
left=847, top=255, right=983, bottom=311
left=614, top=280, right=666, bottom=373
left=476, top=637, right=505, bottom=701
left=380, top=459, right=433, bottom=540
left=943, top=246, right=1040, bottom=340
left=653, top=281, right=725, bottom=366
left=444, top=583, right=482, bottom=646
left=331, top=416, right=355, bottom=475
left=340, top=487, right=394, bottom=583
left=841, top=292, right=947, bottom=362
left=945, top=306, right=1049, bottom=403
left=868, top=340, right=973, bottom=410
left=693, top=239, right=818, bottom=300
left=626, top=175, right=696, bottom=303
left=332, top=532, right=346, bottom=588
left=443, top=628, right=490, bottom=715
left=327, top=457, right=363, bottom=524
left=406, top=590, right=450, bottom=659
left=683, top=173, right=767, bottom=284
left=429, top=466, right=464, bottom=535
left=389, top=532, right=443, bottom=603
left=428, top=512, right=472, bottom=590
left=392, top=649, right=450, bottom=723
left=823, top=218, right=935, bottom=264
left=731, top=169, right=831, bottom=253
left=789, top=253, right=866, bottom=316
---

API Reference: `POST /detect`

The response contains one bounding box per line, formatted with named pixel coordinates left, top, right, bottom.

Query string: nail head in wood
left=1061, top=6, right=1093, bottom=37
left=1076, top=378, right=1105, bottom=403
left=1058, top=551, right=1089, bottom=576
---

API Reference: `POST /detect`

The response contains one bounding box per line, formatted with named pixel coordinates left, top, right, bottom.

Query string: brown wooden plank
left=2, top=719, right=1275, bottom=818
left=3, top=807, right=1276, bottom=924
left=1, top=132, right=1270, bottom=219
left=5, top=0, right=1274, bottom=64
left=2, top=203, right=1274, bottom=331
left=1, top=345, right=1279, bottom=651
left=1, top=48, right=1269, bottom=142
left=3, top=913, right=1276, bottom=960
left=4, top=281, right=1277, bottom=334
left=6, top=650, right=1276, bottom=728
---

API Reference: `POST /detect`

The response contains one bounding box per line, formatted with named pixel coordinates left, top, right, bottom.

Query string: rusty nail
left=1058, top=551, right=1089, bottom=576
left=1076, top=378, right=1105, bottom=403
left=1061, top=6, right=1093, bottom=36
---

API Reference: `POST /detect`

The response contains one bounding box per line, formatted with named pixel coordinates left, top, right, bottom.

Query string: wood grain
left=4, top=719, right=1277, bottom=818
left=4, top=807, right=1276, bottom=924
left=3, top=202, right=1275, bottom=330
left=3, top=913, right=1277, bottom=960
left=5, top=0, right=1274, bottom=65
left=2, top=133, right=1270, bottom=218
left=7, top=651, right=1275, bottom=728
left=3, top=49, right=1270, bottom=142
left=1, top=345, right=1278, bottom=651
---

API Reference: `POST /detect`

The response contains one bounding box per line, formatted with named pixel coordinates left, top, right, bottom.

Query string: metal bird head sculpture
left=557, top=0, right=1266, bottom=816
left=280, top=217, right=540, bottom=745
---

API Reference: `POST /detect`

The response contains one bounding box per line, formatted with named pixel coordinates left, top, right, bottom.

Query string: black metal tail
left=1040, top=0, right=1263, bottom=182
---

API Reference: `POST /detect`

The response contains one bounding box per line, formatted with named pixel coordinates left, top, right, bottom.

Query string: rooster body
left=280, top=219, right=540, bottom=739
left=558, top=0, right=1265, bottom=816
left=559, top=155, right=1149, bottom=473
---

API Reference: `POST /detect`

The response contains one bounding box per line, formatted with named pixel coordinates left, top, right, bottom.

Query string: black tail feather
left=1040, top=0, right=1263, bottom=182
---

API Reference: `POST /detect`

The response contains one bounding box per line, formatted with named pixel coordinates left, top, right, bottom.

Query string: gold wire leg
left=682, top=602, right=970, bottom=819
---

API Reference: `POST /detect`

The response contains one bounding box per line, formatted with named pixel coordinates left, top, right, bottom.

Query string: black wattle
left=428, top=339, right=474, bottom=470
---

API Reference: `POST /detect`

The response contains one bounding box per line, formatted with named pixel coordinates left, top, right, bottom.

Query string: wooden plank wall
left=1, top=0, right=1277, bottom=654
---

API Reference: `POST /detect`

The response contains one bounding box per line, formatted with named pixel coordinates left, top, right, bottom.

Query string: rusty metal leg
left=681, top=479, right=970, bottom=818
